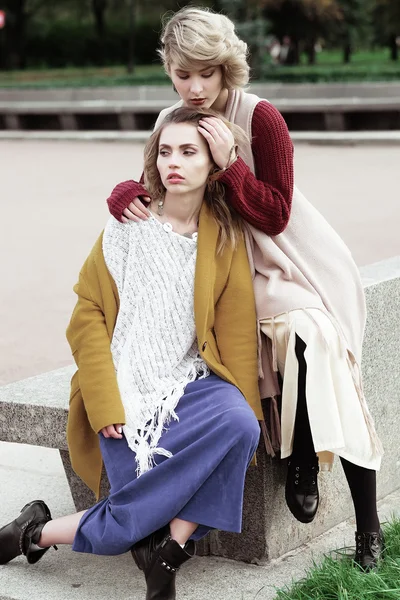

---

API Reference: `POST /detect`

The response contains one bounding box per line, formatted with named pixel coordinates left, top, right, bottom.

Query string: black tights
left=291, top=335, right=380, bottom=533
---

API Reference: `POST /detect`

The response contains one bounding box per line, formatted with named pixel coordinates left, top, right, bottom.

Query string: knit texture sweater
left=106, top=101, right=294, bottom=236
left=102, top=215, right=209, bottom=476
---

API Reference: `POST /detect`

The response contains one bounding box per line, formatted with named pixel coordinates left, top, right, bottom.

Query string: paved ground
left=1, top=140, right=399, bottom=386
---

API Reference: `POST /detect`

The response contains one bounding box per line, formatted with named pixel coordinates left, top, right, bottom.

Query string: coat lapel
left=194, top=203, right=219, bottom=340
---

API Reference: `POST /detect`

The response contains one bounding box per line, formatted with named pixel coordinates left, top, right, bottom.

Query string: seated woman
left=0, top=108, right=262, bottom=600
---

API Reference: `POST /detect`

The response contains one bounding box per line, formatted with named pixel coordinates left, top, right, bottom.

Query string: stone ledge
left=2, top=82, right=400, bottom=103
left=0, top=366, right=73, bottom=450
left=360, top=255, right=400, bottom=287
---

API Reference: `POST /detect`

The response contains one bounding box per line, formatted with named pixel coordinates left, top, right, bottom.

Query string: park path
left=1, top=140, right=399, bottom=385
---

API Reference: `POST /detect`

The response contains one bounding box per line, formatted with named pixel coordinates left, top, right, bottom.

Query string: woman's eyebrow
left=175, top=66, right=215, bottom=73
left=159, top=143, right=199, bottom=150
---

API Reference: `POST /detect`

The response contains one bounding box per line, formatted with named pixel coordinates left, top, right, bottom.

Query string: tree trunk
left=292, top=39, right=300, bottom=66
left=127, top=0, right=135, bottom=74
left=91, top=0, right=107, bottom=65
left=390, top=35, right=398, bottom=61
left=92, top=0, right=107, bottom=38
left=343, top=42, right=352, bottom=64
left=307, top=38, right=317, bottom=65
left=6, top=0, right=27, bottom=69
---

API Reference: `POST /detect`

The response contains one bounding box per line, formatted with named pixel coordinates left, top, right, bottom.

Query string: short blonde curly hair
left=158, top=7, right=249, bottom=90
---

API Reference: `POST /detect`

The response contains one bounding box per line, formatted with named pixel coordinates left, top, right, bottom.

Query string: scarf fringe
left=256, top=320, right=265, bottom=379
left=260, top=395, right=282, bottom=457
left=271, top=316, right=278, bottom=373
left=347, top=353, right=384, bottom=458
left=124, top=358, right=210, bottom=477
left=323, top=310, right=384, bottom=459
left=260, top=419, right=275, bottom=457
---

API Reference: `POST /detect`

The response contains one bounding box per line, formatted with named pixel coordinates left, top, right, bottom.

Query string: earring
left=157, top=199, right=164, bottom=216
left=207, top=168, right=219, bottom=193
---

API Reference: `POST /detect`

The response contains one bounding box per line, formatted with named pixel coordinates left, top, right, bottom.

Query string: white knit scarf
left=103, top=216, right=209, bottom=476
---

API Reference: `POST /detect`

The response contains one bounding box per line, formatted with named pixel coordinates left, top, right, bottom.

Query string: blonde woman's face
left=170, top=63, right=226, bottom=111
left=157, top=123, right=213, bottom=195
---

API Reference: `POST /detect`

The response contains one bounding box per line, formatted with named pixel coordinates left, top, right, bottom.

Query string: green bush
left=259, top=64, right=400, bottom=83
left=24, top=18, right=161, bottom=68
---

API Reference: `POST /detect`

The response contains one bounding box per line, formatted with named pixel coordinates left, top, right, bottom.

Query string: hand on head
left=198, top=117, right=237, bottom=170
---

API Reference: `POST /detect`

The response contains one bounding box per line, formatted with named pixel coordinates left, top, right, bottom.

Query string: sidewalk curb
left=2, top=130, right=400, bottom=145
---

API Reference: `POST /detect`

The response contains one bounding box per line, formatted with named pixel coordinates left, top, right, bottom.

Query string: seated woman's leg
left=73, top=374, right=260, bottom=555
left=340, top=457, right=383, bottom=570
left=285, top=334, right=320, bottom=523
left=285, top=325, right=383, bottom=569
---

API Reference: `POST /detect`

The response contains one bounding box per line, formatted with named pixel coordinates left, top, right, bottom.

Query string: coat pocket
left=203, top=329, right=221, bottom=365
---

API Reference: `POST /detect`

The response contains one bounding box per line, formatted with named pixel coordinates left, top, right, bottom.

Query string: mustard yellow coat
left=66, top=204, right=262, bottom=498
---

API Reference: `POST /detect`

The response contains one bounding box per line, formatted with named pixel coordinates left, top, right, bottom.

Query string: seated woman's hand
left=121, top=196, right=152, bottom=223
left=100, top=424, right=124, bottom=439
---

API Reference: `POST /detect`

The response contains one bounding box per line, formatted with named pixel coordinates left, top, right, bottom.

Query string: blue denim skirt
left=72, top=374, right=260, bottom=556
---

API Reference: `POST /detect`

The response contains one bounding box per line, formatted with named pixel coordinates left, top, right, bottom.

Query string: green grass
left=259, top=48, right=400, bottom=83
left=297, top=48, right=391, bottom=66
left=0, top=64, right=169, bottom=88
left=272, top=518, right=400, bottom=600
left=259, top=63, right=400, bottom=83
left=0, top=49, right=399, bottom=88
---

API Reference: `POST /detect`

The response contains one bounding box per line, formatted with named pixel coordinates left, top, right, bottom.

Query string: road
left=0, top=140, right=399, bottom=385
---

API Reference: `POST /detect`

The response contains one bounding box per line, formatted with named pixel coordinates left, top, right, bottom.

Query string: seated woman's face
left=157, top=122, right=213, bottom=196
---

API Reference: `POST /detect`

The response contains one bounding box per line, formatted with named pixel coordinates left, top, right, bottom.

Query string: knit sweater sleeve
left=106, top=176, right=149, bottom=222
left=219, top=101, right=294, bottom=236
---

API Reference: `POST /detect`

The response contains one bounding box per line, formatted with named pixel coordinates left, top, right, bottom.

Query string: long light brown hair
left=143, top=107, right=248, bottom=253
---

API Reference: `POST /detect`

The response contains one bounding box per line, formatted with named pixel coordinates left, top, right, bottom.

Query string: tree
left=0, top=0, right=90, bottom=68
left=1, top=0, right=48, bottom=68
left=325, top=0, right=373, bottom=63
left=261, top=0, right=341, bottom=65
left=372, top=0, right=400, bottom=60
left=261, top=0, right=375, bottom=64
left=218, top=0, right=271, bottom=78
left=92, top=0, right=107, bottom=37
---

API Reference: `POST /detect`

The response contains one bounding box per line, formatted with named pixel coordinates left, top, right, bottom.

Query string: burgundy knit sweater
left=106, top=101, right=294, bottom=236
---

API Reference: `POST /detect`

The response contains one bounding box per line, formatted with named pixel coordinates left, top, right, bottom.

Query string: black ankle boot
left=145, top=534, right=195, bottom=600
left=131, top=525, right=169, bottom=572
left=354, top=529, right=385, bottom=571
left=0, top=500, right=56, bottom=565
left=285, top=457, right=319, bottom=524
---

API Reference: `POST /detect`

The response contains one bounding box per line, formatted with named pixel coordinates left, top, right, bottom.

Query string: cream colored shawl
left=154, top=90, right=382, bottom=457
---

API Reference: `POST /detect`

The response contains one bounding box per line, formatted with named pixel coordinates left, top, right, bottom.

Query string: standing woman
left=0, top=108, right=261, bottom=599
left=106, top=7, right=384, bottom=570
